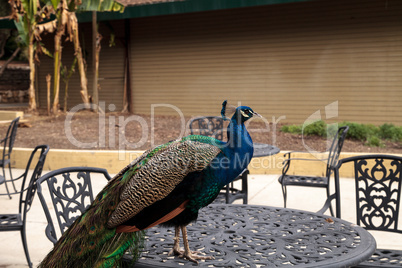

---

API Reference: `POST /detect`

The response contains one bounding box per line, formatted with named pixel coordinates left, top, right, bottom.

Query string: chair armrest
left=282, top=157, right=328, bottom=164
left=284, top=150, right=329, bottom=157
left=281, top=151, right=329, bottom=177
left=281, top=157, right=328, bottom=175
left=317, top=193, right=337, bottom=215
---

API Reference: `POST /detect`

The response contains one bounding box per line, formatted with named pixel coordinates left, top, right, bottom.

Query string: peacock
left=39, top=100, right=260, bottom=267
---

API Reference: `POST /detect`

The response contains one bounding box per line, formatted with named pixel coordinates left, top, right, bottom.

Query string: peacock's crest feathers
left=221, top=100, right=237, bottom=121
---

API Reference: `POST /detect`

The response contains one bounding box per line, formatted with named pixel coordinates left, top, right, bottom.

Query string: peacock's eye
left=240, top=109, right=252, bottom=118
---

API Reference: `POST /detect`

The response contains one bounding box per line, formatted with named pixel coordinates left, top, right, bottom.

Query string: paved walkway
left=0, top=170, right=401, bottom=267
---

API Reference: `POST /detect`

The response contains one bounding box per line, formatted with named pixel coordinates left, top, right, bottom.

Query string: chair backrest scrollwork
left=189, top=116, right=225, bottom=141
left=37, top=167, right=112, bottom=244
left=336, top=154, right=402, bottom=234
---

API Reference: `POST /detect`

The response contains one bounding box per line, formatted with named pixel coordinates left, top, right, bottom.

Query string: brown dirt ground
left=2, top=109, right=402, bottom=154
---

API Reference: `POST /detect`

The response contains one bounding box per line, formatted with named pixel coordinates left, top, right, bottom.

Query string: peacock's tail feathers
left=38, top=149, right=152, bottom=267
left=94, top=231, right=146, bottom=268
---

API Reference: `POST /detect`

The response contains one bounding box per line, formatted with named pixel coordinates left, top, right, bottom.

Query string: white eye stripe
left=240, top=110, right=250, bottom=117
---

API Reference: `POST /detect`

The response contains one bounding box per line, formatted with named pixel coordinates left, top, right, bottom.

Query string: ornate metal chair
left=0, top=116, right=20, bottom=198
left=319, top=154, right=402, bottom=267
left=36, top=167, right=112, bottom=244
left=278, top=126, right=349, bottom=215
left=189, top=116, right=248, bottom=204
left=0, top=145, right=49, bottom=268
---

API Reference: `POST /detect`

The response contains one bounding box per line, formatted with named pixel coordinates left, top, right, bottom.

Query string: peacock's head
left=221, top=100, right=261, bottom=123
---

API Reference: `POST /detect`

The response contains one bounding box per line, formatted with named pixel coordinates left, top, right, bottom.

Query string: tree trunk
left=92, top=11, right=99, bottom=112
left=52, top=29, right=63, bottom=114
left=70, top=12, right=90, bottom=109
left=28, top=33, right=37, bottom=111
left=46, top=74, right=51, bottom=115
left=64, top=79, right=69, bottom=112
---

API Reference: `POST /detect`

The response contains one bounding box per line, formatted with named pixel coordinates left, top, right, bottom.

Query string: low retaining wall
left=9, top=147, right=400, bottom=178
left=0, top=110, right=24, bottom=122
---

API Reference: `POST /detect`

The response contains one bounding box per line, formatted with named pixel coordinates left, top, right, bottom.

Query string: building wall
left=129, top=0, right=402, bottom=125
left=36, top=0, right=402, bottom=125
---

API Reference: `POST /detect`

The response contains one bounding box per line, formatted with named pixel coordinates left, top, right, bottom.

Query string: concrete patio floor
left=0, top=169, right=401, bottom=267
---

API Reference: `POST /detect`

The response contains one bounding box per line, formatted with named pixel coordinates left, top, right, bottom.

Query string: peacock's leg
left=180, top=226, right=214, bottom=264
left=168, top=226, right=181, bottom=256
left=168, top=226, right=197, bottom=257
left=168, top=225, right=214, bottom=263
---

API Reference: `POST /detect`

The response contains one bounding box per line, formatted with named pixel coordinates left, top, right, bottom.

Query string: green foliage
left=302, top=120, right=327, bottom=137
left=378, top=123, right=402, bottom=142
left=13, top=14, right=28, bottom=46
left=366, top=135, right=383, bottom=147
left=281, top=120, right=337, bottom=137
left=281, top=121, right=402, bottom=147
left=281, top=124, right=302, bottom=134
left=77, top=0, right=125, bottom=12
left=340, top=122, right=377, bottom=141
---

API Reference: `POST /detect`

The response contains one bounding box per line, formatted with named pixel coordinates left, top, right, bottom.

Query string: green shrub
left=302, top=120, right=327, bottom=136
left=281, top=124, right=302, bottom=134
left=343, top=122, right=377, bottom=142
left=344, top=122, right=366, bottom=141
left=366, top=135, right=383, bottom=147
left=280, top=120, right=401, bottom=147
left=282, top=120, right=332, bottom=136
left=379, top=123, right=402, bottom=142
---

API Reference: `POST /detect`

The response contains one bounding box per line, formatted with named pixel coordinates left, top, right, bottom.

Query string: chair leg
left=326, top=186, right=335, bottom=217
left=8, top=163, right=18, bottom=193
left=242, top=170, right=249, bottom=204
left=281, top=183, right=287, bottom=208
left=21, top=229, right=32, bottom=268
left=225, top=184, right=230, bottom=204
left=2, top=166, right=11, bottom=199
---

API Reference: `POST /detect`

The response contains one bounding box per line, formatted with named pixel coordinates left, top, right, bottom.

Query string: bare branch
left=0, top=46, right=20, bottom=77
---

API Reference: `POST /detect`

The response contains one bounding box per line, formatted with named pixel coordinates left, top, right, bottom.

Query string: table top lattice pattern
left=132, top=204, right=376, bottom=268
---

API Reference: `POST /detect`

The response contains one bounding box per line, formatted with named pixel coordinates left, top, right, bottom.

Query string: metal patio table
left=131, top=204, right=376, bottom=267
left=253, top=143, right=280, bottom=158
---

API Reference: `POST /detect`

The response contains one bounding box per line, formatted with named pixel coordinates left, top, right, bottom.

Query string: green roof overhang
left=76, top=0, right=318, bottom=22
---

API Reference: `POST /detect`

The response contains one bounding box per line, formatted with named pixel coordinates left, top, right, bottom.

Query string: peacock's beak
left=253, top=111, right=262, bottom=118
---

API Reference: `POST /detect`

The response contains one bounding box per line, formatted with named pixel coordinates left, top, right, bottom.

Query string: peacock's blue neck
left=218, top=117, right=254, bottom=185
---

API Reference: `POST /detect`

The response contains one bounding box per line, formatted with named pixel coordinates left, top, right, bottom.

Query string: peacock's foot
left=169, top=247, right=215, bottom=264
left=169, top=226, right=215, bottom=263
left=168, top=246, right=198, bottom=257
